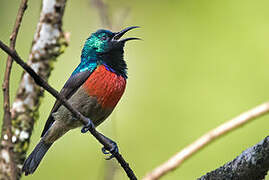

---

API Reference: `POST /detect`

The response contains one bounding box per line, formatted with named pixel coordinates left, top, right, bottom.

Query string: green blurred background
left=1, top=0, right=269, bottom=179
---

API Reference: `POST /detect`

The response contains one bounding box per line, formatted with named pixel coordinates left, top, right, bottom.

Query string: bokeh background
left=1, top=0, right=269, bottom=179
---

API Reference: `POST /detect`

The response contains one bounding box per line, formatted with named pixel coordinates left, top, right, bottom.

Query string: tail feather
left=22, top=140, right=52, bottom=175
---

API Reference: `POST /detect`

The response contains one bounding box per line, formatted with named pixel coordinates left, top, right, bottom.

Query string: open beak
left=112, top=26, right=141, bottom=43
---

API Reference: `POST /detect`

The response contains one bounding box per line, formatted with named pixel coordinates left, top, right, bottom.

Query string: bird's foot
left=100, top=135, right=119, bottom=160
left=81, top=120, right=95, bottom=133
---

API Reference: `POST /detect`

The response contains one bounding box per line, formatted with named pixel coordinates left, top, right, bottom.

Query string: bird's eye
left=101, top=35, right=108, bottom=41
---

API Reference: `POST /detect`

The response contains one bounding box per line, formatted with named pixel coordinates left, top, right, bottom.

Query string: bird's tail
left=22, top=140, right=52, bottom=175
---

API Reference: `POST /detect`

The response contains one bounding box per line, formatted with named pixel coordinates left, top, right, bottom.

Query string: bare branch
left=198, top=136, right=269, bottom=180
left=91, top=1, right=116, bottom=179
left=91, top=0, right=112, bottom=29
left=113, top=7, right=131, bottom=30
left=104, top=160, right=118, bottom=180
left=0, top=0, right=68, bottom=179
left=91, top=0, right=130, bottom=31
left=0, top=0, right=28, bottom=179
left=0, top=40, right=137, bottom=180
left=143, top=102, right=269, bottom=180
left=90, top=1, right=131, bottom=179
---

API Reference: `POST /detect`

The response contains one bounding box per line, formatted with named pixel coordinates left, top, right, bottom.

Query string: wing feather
left=41, top=70, right=94, bottom=137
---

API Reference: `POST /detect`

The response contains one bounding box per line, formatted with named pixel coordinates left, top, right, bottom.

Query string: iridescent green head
left=82, top=26, right=140, bottom=57
left=84, top=29, right=114, bottom=53
left=80, top=26, right=140, bottom=78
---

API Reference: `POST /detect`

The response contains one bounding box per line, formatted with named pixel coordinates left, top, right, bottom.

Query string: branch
left=91, top=0, right=130, bottom=31
left=91, top=0, right=112, bottom=29
left=90, top=1, right=131, bottom=179
left=92, top=1, right=118, bottom=178
left=198, top=136, right=269, bottom=180
left=143, top=102, right=269, bottom=180
left=0, top=41, right=137, bottom=180
left=0, top=0, right=68, bottom=178
left=0, top=0, right=28, bottom=179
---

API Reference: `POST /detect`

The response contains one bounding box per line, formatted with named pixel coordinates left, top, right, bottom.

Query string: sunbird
left=22, top=26, right=140, bottom=175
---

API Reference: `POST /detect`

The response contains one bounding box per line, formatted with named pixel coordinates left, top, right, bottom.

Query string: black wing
left=41, top=70, right=93, bottom=137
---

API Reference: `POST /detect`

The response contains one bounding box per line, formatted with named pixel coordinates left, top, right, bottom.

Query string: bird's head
left=81, top=26, right=140, bottom=58
left=80, top=26, right=140, bottom=78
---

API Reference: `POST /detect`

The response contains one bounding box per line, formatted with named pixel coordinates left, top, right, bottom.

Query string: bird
left=22, top=26, right=140, bottom=175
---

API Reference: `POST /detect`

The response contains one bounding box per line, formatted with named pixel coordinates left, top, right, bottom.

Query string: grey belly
left=44, top=87, right=113, bottom=143
left=54, top=87, right=113, bottom=128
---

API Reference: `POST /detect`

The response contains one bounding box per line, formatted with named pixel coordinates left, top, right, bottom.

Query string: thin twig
left=0, top=0, right=28, bottom=179
left=113, top=7, right=130, bottom=30
left=92, top=0, right=123, bottom=149
left=103, top=160, right=118, bottom=180
left=143, top=102, right=269, bottom=180
left=5, top=0, right=68, bottom=178
left=91, top=1, right=131, bottom=179
left=92, top=0, right=117, bottom=179
left=0, top=40, right=137, bottom=180
left=91, top=0, right=130, bottom=31
left=91, top=0, right=112, bottom=29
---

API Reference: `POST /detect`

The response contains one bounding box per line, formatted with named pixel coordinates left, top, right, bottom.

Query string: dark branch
left=198, top=136, right=269, bottom=180
left=0, top=0, right=28, bottom=179
left=0, top=40, right=137, bottom=180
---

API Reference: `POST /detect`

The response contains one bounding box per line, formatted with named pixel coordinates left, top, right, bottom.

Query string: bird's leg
left=99, top=132, right=119, bottom=160
left=81, top=121, right=118, bottom=160
left=81, top=119, right=95, bottom=133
